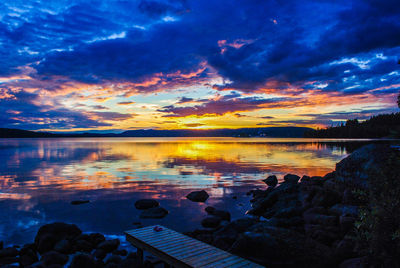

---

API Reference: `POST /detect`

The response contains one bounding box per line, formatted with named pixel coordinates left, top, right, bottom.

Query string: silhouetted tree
left=397, top=91, right=400, bottom=108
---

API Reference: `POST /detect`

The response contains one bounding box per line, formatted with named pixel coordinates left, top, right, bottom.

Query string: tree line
left=304, top=112, right=400, bottom=138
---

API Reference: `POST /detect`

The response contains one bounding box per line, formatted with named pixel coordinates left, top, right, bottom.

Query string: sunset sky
left=0, top=0, right=399, bottom=132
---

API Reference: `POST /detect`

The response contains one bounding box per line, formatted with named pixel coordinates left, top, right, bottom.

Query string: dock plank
left=125, top=225, right=264, bottom=268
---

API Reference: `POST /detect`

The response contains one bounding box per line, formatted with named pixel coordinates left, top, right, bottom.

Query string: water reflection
left=0, top=137, right=388, bottom=245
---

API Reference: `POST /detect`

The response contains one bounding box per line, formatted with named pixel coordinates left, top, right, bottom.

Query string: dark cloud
left=158, top=93, right=287, bottom=117
left=117, top=101, right=135, bottom=105
left=0, top=0, right=399, bottom=129
left=177, top=97, right=193, bottom=103
left=0, top=91, right=133, bottom=130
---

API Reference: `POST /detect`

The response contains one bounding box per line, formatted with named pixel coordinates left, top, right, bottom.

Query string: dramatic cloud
left=0, top=0, right=399, bottom=130
left=158, top=93, right=290, bottom=117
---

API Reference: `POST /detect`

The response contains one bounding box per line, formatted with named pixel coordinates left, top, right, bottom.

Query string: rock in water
left=140, top=207, right=169, bottom=219
left=205, top=206, right=216, bottom=214
left=40, top=251, right=69, bottom=266
left=283, top=174, right=300, bottom=184
left=134, top=199, right=159, bottom=210
left=70, top=253, right=97, bottom=268
left=201, top=217, right=221, bottom=228
left=186, top=190, right=209, bottom=202
left=97, top=239, right=120, bottom=253
left=34, top=222, right=82, bottom=254
left=71, top=200, right=90, bottom=205
left=263, top=175, right=278, bottom=187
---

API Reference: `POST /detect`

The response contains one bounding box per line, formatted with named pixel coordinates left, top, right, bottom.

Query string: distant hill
left=0, top=127, right=312, bottom=138
left=120, top=127, right=312, bottom=137
left=0, top=128, right=59, bottom=138
left=304, top=112, right=400, bottom=138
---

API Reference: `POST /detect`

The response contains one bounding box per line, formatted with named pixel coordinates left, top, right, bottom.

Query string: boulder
left=119, top=257, right=141, bottom=268
left=303, top=207, right=338, bottom=226
left=201, top=217, right=221, bottom=228
left=206, top=208, right=231, bottom=221
left=274, top=206, right=302, bottom=218
left=283, top=174, right=300, bottom=184
left=34, top=222, right=81, bottom=254
left=205, top=206, right=216, bottom=214
left=19, top=253, right=38, bottom=267
left=247, top=192, right=279, bottom=215
left=53, top=239, right=71, bottom=254
left=311, top=188, right=342, bottom=208
left=230, top=232, right=279, bottom=261
left=334, top=238, right=357, bottom=263
left=40, top=251, right=68, bottom=266
left=0, top=247, right=19, bottom=258
left=97, top=239, right=120, bottom=253
left=304, top=224, right=340, bottom=245
left=106, top=254, right=122, bottom=265
left=70, top=253, right=98, bottom=268
left=88, top=233, right=106, bottom=247
left=94, top=249, right=107, bottom=260
left=335, top=144, right=399, bottom=189
left=186, top=190, right=209, bottom=202
left=73, top=239, right=93, bottom=252
left=113, top=249, right=127, bottom=256
left=263, top=175, right=278, bottom=187
left=18, top=244, right=38, bottom=267
left=213, top=210, right=231, bottom=221
left=339, top=257, right=367, bottom=268
left=140, top=207, right=168, bottom=219
left=231, top=225, right=333, bottom=266
left=134, top=199, right=159, bottom=210
left=329, top=204, right=358, bottom=218
left=339, top=216, right=356, bottom=234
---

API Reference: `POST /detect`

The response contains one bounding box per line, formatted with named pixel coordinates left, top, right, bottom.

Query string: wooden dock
left=125, top=225, right=264, bottom=268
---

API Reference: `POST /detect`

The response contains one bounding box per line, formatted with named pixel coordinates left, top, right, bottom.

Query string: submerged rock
left=70, top=253, right=98, bottom=268
left=40, top=251, right=69, bottom=266
left=140, top=207, right=168, bottom=219
left=134, top=199, right=159, bottom=210
left=34, top=222, right=81, bottom=254
left=205, top=207, right=231, bottom=221
left=201, top=217, right=221, bottom=228
left=70, top=200, right=90, bottom=205
left=97, top=239, right=120, bottom=253
left=186, top=190, right=209, bottom=202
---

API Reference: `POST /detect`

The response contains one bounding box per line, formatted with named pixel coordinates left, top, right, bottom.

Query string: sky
left=0, top=0, right=399, bottom=132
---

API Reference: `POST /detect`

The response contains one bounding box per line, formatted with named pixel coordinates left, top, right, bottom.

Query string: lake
left=0, top=137, right=391, bottom=246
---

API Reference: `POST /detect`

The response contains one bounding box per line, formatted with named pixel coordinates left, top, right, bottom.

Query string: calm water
left=0, top=137, right=388, bottom=246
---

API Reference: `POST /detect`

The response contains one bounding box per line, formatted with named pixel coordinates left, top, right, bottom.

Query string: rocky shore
left=0, top=222, right=150, bottom=268
left=185, top=144, right=400, bottom=267
left=1, top=144, right=399, bottom=268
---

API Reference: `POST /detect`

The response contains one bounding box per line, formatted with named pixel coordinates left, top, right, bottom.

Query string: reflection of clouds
left=0, top=138, right=349, bottom=198
left=0, top=192, right=31, bottom=200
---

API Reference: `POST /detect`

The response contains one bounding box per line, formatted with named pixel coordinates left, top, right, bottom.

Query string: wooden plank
left=137, top=230, right=186, bottom=243
left=125, top=226, right=263, bottom=268
left=125, top=234, right=192, bottom=268
left=156, top=239, right=199, bottom=255
left=176, top=247, right=215, bottom=261
left=150, top=236, right=196, bottom=249
left=198, top=255, right=239, bottom=267
left=169, top=243, right=214, bottom=259
left=186, top=250, right=230, bottom=267
left=139, top=232, right=185, bottom=244
left=203, top=255, right=248, bottom=268
left=165, top=241, right=211, bottom=257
